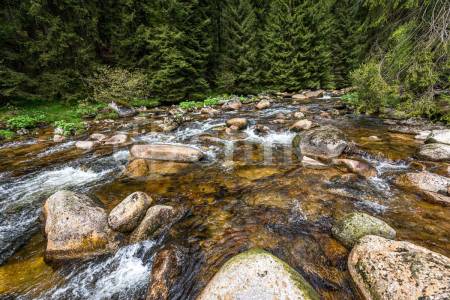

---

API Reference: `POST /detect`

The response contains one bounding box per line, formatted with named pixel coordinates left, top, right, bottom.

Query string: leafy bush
left=95, top=109, right=119, bottom=120
left=87, top=67, right=149, bottom=105
left=6, top=113, right=45, bottom=129
left=179, top=101, right=204, bottom=110
left=75, top=102, right=105, bottom=118
left=129, top=98, right=160, bottom=108
left=349, top=62, right=399, bottom=114
left=203, top=97, right=220, bottom=107
left=54, top=120, right=85, bottom=136
left=0, top=129, right=15, bottom=140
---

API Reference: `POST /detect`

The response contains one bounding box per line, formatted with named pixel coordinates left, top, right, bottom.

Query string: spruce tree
left=217, top=0, right=260, bottom=94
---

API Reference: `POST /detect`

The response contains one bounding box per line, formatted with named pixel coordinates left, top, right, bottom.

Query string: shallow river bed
left=0, top=97, right=449, bottom=299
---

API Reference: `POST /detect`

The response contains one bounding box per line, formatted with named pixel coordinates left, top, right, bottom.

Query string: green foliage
left=95, top=109, right=119, bottom=120
left=87, top=67, right=149, bottom=104
left=0, top=129, right=15, bottom=140
left=75, top=102, right=106, bottom=118
left=129, top=99, right=160, bottom=108
left=6, top=114, right=45, bottom=130
left=179, top=101, right=204, bottom=110
left=349, top=62, right=399, bottom=114
left=203, top=97, right=220, bottom=107
left=54, top=120, right=85, bottom=136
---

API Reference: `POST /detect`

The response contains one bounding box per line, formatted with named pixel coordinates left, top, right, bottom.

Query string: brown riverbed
left=0, top=97, right=449, bottom=299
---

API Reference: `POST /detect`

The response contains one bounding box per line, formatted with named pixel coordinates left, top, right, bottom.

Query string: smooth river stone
left=108, top=192, right=153, bottom=232
left=197, top=248, right=319, bottom=300
left=130, top=144, right=204, bottom=162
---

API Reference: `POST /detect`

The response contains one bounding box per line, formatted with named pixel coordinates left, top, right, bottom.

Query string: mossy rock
left=332, top=212, right=396, bottom=248
left=197, top=248, right=320, bottom=300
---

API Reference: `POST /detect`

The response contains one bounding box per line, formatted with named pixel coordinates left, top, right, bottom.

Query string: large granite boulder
left=108, top=192, right=153, bottom=232
left=293, top=126, right=348, bottom=159
left=394, top=171, right=450, bottom=194
left=426, top=129, right=450, bottom=145
left=197, top=248, right=319, bottom=300
left=130, top=144, right=204, bottom=162
left=416, top=143, right=450, bottom=161
left=43, top=190, right=116, bottom=262
left=332, top=212, right=396, bottom=248
left=349, top=235, right=450, bottom=300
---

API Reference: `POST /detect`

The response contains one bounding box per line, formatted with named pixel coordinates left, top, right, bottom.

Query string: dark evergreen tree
left=216, top=0, right=260, bottom=94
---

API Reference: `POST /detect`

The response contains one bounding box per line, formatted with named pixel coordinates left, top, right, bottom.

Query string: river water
left=0, top=97, right=449, bottom=299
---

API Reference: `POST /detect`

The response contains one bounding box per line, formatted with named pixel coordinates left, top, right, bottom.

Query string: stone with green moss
left=197, top=248, right=319, bottom=300
left=332, top=212, right=396, bottom=248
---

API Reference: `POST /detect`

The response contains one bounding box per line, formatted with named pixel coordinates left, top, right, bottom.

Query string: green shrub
left=6, top=113, right=45, bottom=130
left=95, top=109, right=119, bottom=120
left=0, top=129, right=15, bottom=140
left=87, top=66, right=149, bottom=105
left=203, top=97, right=220, bottom=107
left=350, top=62, right=399, bottom=114
left=179, top=101, right=204, bottom=110
left=54, top=120, right=85, bottom=136
left=75, top=102, right=105, bottom=118
left=129, top=98, right=160, bottom=108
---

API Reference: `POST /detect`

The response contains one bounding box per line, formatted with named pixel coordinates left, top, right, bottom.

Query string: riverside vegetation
left=0, top=1, right=449, bottom=141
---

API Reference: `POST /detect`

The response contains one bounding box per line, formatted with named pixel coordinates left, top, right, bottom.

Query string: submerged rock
left=130, top=205, right=178, bottom=243
left=226, top=118, right=248, bottom=130
left=293, top=126, right=348, bottom=159
left=146, top=244, right=190, bottom=300
left=130, top=144, right=204, bottom=162
left=394, top=171, right=450, bottom=194
left=332, top=212, right=396, bottom=248
left=43, top=190, right=116, bottom=262
left=348, top=235, right=450, bottom=300
left=332, top=158, right=376, bottom=177
left=255, top=99, right=271, bottom=110
left=197, top=248, right=319, bottom=300
left=108, top=192, right=153, bottom=232
left=416, top=143, right=450, bottom=161
left=125, top=159, right=189, bottom=177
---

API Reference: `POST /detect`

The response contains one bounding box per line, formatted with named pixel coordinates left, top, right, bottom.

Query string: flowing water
left=0, top=98, right=449, bottom=300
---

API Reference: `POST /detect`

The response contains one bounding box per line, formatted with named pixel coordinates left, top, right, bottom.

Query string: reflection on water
left=0, top=98, right=449, bottom=299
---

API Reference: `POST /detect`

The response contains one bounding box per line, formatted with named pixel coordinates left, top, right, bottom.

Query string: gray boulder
left=349, top=235, right=450, bottom=300
left=416, top=143, right=450, bottom=161
left=130, top=205, right=178, bottom=243
left=130, top=144, right=204, bottom=162
left=332, top=212, right=396, bottom=248
left=293, top=126, right=348, bottom=159
left=108, top=192, right=153, bottom=232
left=197, top=248, right=319, bottom=300
left=43, top=190, right=116, bottom=262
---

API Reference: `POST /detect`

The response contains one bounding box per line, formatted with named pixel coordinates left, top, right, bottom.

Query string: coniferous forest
left=1, top=1, right=447, bottom=103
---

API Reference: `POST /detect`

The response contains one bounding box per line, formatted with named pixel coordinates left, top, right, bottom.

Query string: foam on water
left=32, top=241, right=156, bottom=300
left=0, top=139, right=38, bottom=149
left=35, top=141, right=76, bottom=158
left=244, top=127, right=296, bottom=146
left=0, top=155, right=122, bottom=263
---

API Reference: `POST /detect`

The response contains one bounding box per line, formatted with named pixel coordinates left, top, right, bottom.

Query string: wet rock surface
left=332, top=212, right=396, bottom=248
left=130, top=144, right=204, bottom=162
left=293, top=125, right=348, bottom=159
left=43, top=190, right=116, bottom=262
left=348, top=235, right=450, bottom=300
left=197, top=248, right=320, bottom=300
left=108, top=192, right=153, bottom=232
